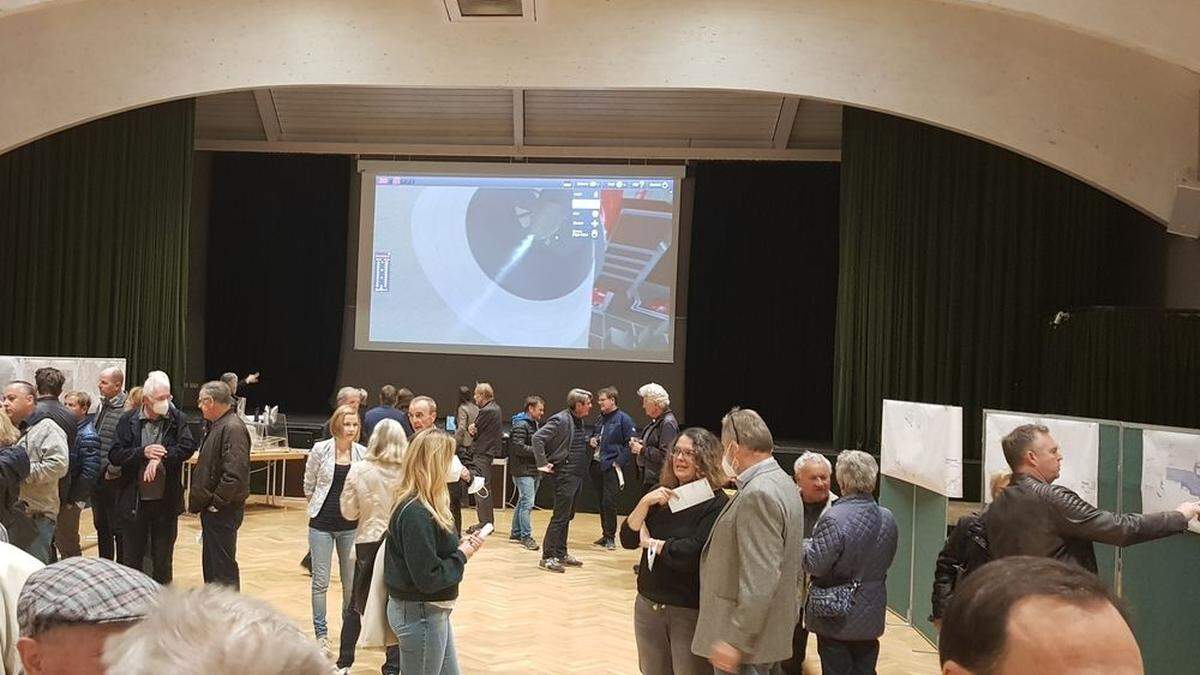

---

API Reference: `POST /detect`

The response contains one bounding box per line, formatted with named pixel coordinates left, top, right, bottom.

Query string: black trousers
left=780, top=621, right=810, bottom=674
left=467, top=450, right=494, bottom=526
left=121, top=500, right=179, bottom=585
left=542, top=468, right=583, bottom=560
left=337, top=606, right=400, bottom=673
left=589, top=462, right=621, bottom=539
left=201, top=505, right=244, bottom=589
left=449, top=479, right=464, bottom=535
left=816, top=636, right=879, bottom=675
left=91, top=482, right=123, bottom=560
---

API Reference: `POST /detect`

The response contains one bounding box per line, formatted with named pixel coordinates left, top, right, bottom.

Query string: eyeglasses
left=671, top=447, right=698, bottom=458
left=727, top=407, right=743, bottom=445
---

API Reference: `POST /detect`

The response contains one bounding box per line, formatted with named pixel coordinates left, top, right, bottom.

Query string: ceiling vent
left=445, top=0, right=535, bottom=22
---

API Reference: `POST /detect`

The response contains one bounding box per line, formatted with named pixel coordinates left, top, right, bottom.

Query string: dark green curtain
left=1041, top=308, right=1200, bottom=429
left=0, top=100, right=194, bottom=388
left=833, top=108, right=1165, bottom=499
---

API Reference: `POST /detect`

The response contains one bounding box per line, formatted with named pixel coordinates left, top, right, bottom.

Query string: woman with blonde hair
left=384, top=428, right=485, bottom=675
left=619, top=427, right=728, bottom=675
left=334, top=418, right=407, bottom=674
left=303, top=404, right=365, bottom=653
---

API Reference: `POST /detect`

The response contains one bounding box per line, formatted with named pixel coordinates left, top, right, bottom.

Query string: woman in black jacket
left=385, top=428, right=485, bottom=675
left=930, top=471, right=1010, bottom=628
left=619, top=427, right=728, bottom=675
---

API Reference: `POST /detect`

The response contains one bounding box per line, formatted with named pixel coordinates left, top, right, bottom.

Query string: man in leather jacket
left=984, top=424, right=1200, bottom=573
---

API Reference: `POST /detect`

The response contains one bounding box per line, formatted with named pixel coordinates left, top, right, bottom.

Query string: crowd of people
left=3, top=365, right=1200, bottom=674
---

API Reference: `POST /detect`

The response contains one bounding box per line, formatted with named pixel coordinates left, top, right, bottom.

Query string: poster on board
left=983, top=412, right=1099, bottom=506
left=1141, top=429, right=1200, bottom=535
left=0, top=355, right=127, bottom=413
left=881, top=399, right=963, bottom=497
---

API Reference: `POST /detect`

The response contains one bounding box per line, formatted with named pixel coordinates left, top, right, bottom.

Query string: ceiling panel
left=194, top=90, right=265, bottom=141
left=270, top=86, right=513, bottom=144
left=788, top=99, right=843, bottom=149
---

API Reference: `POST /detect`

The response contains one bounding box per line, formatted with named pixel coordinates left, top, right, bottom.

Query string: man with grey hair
left=16, top=556, right=160, bottom=675
left=189, top=381, right=251, bottom=588
left=102, top=585, right=329, bottom=675
left=631, top=382, right=677, bottom=490
left=92, top=366, right=127, bottom=560
left=534, top=388, right=593, bottom=573
left=2, top=380, right=68, bottom=563
left=109, top=371, right=196, bottom=584
left=694, top=408, right=804, bottom=674
left=219, top=371, right=260, bottom=412
left=985, top=423, right=1200, bottom=572
left=783, top=451, right=837, bottom=674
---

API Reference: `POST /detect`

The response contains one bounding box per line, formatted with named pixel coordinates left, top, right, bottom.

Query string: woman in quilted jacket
left=803, top=450, right=899, bottom=675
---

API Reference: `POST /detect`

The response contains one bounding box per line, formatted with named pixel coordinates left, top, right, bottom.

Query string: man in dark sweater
left=589, top=386, right=635, bottom=550
left=189, top=381, right=251, bottom=589
left=783, top=451, right=836, bottom=674
left=533, top=388, right=593, bottom=573
left=362, top=384, right=408, bottom=443
left=465, top=383, right=502, bottom=533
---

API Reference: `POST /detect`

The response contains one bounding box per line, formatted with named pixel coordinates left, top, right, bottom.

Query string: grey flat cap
left=18, top=556, right=160, bottom=636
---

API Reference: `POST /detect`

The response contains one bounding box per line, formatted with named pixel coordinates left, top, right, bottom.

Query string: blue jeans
left=309, top=527, right=356, bottom=638
left=28, top=515, right=56, bottom=564
left=388, top=598, right=459, bottom=675
left=510, top=476, right=539, bottom=539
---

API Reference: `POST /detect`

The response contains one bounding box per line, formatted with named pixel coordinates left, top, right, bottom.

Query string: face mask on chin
left=151, top=399, right=169, bottom=416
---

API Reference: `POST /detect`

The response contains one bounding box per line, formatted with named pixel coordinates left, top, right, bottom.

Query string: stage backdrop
left=0, top=100, right=194, bottom=387
left=833, top=108, right=1168, bottom=500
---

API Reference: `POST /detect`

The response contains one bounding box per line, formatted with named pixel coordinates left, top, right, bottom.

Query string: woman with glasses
left=619, top=427, right=728, bottom=675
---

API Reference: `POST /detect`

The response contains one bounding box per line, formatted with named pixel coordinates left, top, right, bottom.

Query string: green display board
left=1119, top=426, right=1200, bottom=675
left=1094, top=423, right=1121, bottom=591
left=879, top=475, right=947, bottom=646
left=880, top=476, right=914, bottom=620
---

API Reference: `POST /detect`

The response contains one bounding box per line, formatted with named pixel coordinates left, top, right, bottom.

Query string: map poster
left=1141, top=429, right=1200, bottom=535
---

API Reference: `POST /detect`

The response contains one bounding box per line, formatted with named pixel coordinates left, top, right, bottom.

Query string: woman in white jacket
left=304, top=405, right=365, bottom=653
left=333, top=418, right=407, bottom=675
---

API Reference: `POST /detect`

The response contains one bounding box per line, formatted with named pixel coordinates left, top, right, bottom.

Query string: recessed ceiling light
left=444, top=0, right=535, bottom=22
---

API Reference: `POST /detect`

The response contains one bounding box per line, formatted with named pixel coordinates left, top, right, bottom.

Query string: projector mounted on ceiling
left=445, top=0, right=535, bottom=22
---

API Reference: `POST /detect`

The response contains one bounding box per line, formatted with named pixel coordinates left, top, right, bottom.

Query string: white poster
left=881, top=399, right=963, bottom=497
left=983, top=412, right=1100, bottom=505
left=1141, top=429, right=1200, bottom=535
left=0, top=355, right=127, bottom=413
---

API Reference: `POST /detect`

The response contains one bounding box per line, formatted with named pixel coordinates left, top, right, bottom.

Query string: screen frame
left=354, top=160, right=686, bottom=363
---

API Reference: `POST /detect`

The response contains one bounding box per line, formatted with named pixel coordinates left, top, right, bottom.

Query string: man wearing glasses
left=693, top=408, right=804, bottom=674
left=189, top=381, right=251, bottom=588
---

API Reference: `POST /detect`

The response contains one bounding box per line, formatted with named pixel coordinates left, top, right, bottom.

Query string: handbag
left=358, top=499, right=415, bottom=649
left=805, top=505, right=883, bottom=619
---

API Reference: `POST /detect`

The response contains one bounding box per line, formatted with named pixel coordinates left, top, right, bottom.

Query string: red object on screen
left=599, top=190, right=624, bottom=235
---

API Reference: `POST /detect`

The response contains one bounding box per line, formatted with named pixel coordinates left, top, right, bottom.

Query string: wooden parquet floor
left=79, top=504, right=940, bottom=674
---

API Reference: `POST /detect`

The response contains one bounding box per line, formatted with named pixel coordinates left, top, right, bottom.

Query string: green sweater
left=384, top=497, right=466, bottom=602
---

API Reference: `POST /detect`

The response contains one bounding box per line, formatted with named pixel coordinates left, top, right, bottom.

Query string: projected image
left=363, top=170, right=678, bottom=361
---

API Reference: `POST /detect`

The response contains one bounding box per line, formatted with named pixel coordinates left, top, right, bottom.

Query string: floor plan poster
left=1141, top=429, right=1200, bottom=535
left=983, top=413, right=1099, bottom=506
left=881, top=399, right=964, bottom=497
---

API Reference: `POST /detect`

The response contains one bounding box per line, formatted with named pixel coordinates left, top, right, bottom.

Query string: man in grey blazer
left=532, top=388, right=593, bottom=573
left=693, top=408, right=804, bottom=674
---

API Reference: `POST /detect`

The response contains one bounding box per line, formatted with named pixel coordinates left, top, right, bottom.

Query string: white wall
left=1, top=0, right=1197, bottom=229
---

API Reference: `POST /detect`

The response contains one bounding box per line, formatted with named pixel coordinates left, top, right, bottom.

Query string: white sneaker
left=316, top=636, right=330, bottom=656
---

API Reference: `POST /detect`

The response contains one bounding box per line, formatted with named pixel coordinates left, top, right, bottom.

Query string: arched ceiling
left=1, top=0, right=1197, bottom=232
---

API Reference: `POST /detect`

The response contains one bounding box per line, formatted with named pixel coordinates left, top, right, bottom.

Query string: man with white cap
left=16, top=556, right=160, bottom=675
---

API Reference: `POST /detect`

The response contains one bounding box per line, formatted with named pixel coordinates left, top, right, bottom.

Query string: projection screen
left=355, top=161, right=684, bottom=362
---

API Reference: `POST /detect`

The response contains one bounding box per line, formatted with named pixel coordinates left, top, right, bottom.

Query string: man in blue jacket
left=589, top=386, right=635, bottom=550
left=57, top=391, right=101, bottom=558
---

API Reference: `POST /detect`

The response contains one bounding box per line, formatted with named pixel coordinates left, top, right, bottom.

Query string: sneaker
left=334, top=668, right=351, bottom=675
left=592, top=536, right=607, bottom=546
left=508, top=533, right=523, bottom=543
left=560, top=554, right=583, bottom=567
left=604, top=538, right=616, bottom=551
left=465, top=522, right=485, bottom=535
left=539, top=557, right=565, bottom=573
left=521, top=537, right=540, bottom=551
left=316, top=636, right=330, bottom=656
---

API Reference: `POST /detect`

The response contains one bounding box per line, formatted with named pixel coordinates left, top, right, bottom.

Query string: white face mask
left=151, top=399, right=169, bottom=416
left=722, top=447, right=737, bottom=478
